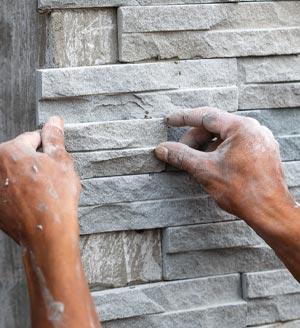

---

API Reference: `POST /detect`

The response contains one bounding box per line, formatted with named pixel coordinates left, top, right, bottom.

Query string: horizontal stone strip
left=283, top=161, right=300, bottom=188
left=278, top=135, right=300, bottom=162
left=92, top=274, right=241, bottom=321
left=80, top=172, right=202, bottom=206
left=65, top=119, right=167, bottom=151
left=79, top=197, right=236, bottom=234
left=163, top=220, right=263, bottom=253
left=239, top=82, right=300, bottom=110
left=37, top=86, right=238, bottom=124
left=37, top=59, right=237, bottom=99
left=238, top=55, right=300, bottom=83
left=77, top=160, right=299, bottom=207
left=94, top=290, right=164, bottom=322
left=73, top=147, right=165, bottom=179
left=163, top=246, right=284, bottom=281
left=38, top=0, right=300, bottom=11
left=237, top=109, right=300, bottom=136
left=80, top=230, right=162, bottom=289
left=242, top=269, right=300, bottom=299
left=118, top=2, right=300, bottom=33
left=119, top=27, right=300, bottom=62
left=103, top=303, right=247, bottom=328
left=251, top=320, right=300, bottom=328
left=46, top=8, right=117, bottom=68
left=247, top=294, right=300, bottom=326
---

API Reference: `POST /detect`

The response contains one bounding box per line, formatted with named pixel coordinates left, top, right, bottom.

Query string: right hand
left=155, top=107, right=295, bottom=226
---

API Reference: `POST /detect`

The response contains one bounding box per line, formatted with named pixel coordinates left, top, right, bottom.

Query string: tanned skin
left=0, top=107, right=299, bottom=327
left=0, top=117, right=100, bottom=328
left=155, top=107, right=300, bottom=281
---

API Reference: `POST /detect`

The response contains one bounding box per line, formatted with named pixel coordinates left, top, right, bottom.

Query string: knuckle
left=242, top=117, right=260, bottom=127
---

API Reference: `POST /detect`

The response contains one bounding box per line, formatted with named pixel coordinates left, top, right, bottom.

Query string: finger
left=155, top=141, right=212, bottom=180
left=166, top=107, right=242, bottom=139
left=15, top=131, right=41, bottom=150
left=41, top=116, right=66, bottom=158
left=179, top=127, right=212, bottom=149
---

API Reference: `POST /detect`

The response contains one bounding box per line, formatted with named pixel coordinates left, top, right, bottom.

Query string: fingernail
left=48, top=116, right=64, bottom=132
left=155, top=146, right=168, bottom=161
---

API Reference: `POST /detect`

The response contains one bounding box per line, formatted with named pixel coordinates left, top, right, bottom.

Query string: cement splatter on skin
left=4, top=178, right=9, bottom=186
left=36, top=224, right=43, bottom=231
left=29, top=251, right=65, bottom=326
left=32, top=165, right=39, bottom=173
left=48, top=187, right=59, bottom=199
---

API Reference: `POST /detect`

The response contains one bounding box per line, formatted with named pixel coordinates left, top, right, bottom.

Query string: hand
left=155, top=107, right=296, bottom=227
left=0, top=117, right=81, bottom=247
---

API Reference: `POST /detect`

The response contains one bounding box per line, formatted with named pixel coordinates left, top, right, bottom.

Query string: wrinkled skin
left=156, top=107, right=300, bottom=280
left=0, top=117, right=100, bottom=328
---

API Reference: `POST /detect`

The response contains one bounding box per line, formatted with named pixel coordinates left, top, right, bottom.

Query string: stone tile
left=80, top=172, right=203, bottom=206
left=37, top=59, right=237, bottom=99
left=247, top=294, right=300, bottom=326
left=238, top=55, right=300, bottom=83
left=163, top=221, right=263, bottom=253
left=73, top=147, right=165, bottom=179
left=80, top=230, right=162, bottom=289
left=237, top=109, right=300, bottom=136
left=93, top=289, right=164, bottom=322
left=79, top=197, right=236, bottom=234
left=46, top=9, right=117, bottom=67
left=242, top=269, right=300, bottom=299
left=64, top=119, right=167, bottom=151
left=278, top=135, right=300, bottom=162
left=284, top=161, right=300, bottom=188
left=103, top=302, right=247, bottom=328
left=118, top=2, right=300, bottom=33
left=251, top=320, right=300, bottom=328
left=239, top=83, right=300, bottom=110
left=37, top=86, right=238, bottom=124
left=163, top=246, right=284, bottom=280
left=119, top=28, right=300, bottom=62
left=92, top=273, right=242, bottom=321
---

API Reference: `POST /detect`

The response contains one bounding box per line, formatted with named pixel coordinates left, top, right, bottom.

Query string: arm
left=155, top=107, right=300, bottom=280
left=0, top=117, right=100, bottom=327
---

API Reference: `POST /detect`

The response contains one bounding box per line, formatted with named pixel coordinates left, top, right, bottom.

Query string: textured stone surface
left=284, top=161, right=300, bottom=188
left=237, top=109, right=300, bottom=136
left=252, top=320, right=300, bottom=328
left=73, top=147, right=165, bottom=179
left=93, top=274, right=242, bottom=321
left=239, top=83, right=300, bottom=110
left=103, top=303, right=247, bottom=328
left=37, top=86, right=238, bottom=124
left=119, top=2, right=300, bottom=33
left=80, top=230, right=162, bottom=289
left=79, top=197, right=236, bottom=234
left=46, top=9, right=117, bottom=67
left=242, top=269, right=300, bottom=299
left=247, top=294, right=300, bottom=326
left=38, top=0, right=294, bottom=12
left=80, top=172, right=202, bottom=206
left=238, top=55, right=300, bottom=83
left=37, top=59, right=237, bottom=99
left=164, top=221, right=263, bottom=253
left=163, top=246, right=283, bottom=280
left=119, top=28, right=300, bottom=62
left=65, top=119, right=167, bottom=151
left=93, top=289, right=164, bottom=322
left=277, top=135, right=300, bottom=162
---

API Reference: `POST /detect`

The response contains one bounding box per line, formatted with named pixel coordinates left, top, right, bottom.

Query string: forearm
left=244, top=195, right=300, bottom=281
left=22, top=227, right=100, bottom=328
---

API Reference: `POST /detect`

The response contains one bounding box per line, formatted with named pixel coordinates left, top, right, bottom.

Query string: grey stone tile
left=37, top=59, right=237, bottom=99
left=242, top=269, right=300, bottom=299
left=80, top=230, right=162, bottom=289
left=163, top=246, right=284, bottom=280
left=46, top=8, right=117, bottom=67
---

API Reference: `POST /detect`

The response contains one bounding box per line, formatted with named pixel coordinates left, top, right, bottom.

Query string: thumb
left=155, top=141, right=211, bottom=177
